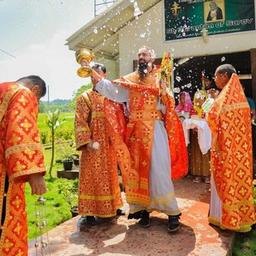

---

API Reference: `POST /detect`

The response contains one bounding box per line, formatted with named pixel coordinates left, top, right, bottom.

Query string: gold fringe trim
left=208, top=216, right=255, bottom=233
left=5, top=143, right=43, bottom=159
left=79, top=194, right=115, bottom=201
left=126, top=196, right=150, bottom=208
left=76, top=139, right=91, bottom=151
left=79, top=210, right=122, bottom=218
left=10, top=168, right=45, bottom=181
left=222, top=199, right=255, bottom=212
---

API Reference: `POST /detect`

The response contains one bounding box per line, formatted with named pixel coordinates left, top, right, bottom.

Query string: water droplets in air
left=140, top=32, right=146, bottom=38
left=173, top=87, right=181, bottom=94
left=176, top=76, right=182, bottom=82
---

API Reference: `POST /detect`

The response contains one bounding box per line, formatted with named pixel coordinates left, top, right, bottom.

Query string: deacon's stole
left=207, top=74, right=255, bottom=231
left=114, top=71, right=188, bottom=207
left=0, top=82, right=45, bottom=256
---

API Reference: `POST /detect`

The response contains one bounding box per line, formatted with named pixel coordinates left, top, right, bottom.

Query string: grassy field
left=26, top=112, right=78, bottom=240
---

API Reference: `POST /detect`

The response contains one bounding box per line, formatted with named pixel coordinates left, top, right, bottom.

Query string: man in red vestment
left=0, top=75, right=47, bottom=256
left=75, top=64, right=130, bottom=230
left=207, top=64, right=255, bottom=232
left=92, top=46, right=188, bottom=232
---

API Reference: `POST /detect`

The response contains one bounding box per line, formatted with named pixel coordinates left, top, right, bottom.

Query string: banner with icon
left=164, top=0, right=255, bottom=41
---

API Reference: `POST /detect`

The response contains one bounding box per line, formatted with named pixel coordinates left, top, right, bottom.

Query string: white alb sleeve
left=95, top=79, right=129, bottom=103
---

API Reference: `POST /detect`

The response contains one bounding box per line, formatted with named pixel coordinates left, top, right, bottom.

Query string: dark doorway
left=173, top=51, right=252, bottom=100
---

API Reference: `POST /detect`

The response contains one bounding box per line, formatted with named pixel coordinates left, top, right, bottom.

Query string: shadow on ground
left=67, top=217, right=196, bottom=256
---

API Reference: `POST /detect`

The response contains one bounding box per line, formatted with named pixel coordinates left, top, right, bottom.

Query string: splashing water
left=140, top=32, right=146, bottom=38
left=173, top=87, right=181, bottom=93
left=221, top=56, right=226, bottom=62
left=176, top=76, right=182, bottom=82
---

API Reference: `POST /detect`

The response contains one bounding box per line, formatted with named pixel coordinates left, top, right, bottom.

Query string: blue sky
left=0, top=0, right=95, bottom=99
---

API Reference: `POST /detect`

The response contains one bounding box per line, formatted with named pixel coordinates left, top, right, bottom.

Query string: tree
left=69, top=83, right=92, bottom=110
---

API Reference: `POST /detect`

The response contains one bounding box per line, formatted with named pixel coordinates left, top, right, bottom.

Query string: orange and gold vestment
left=0, top=82, right=45, bottom=256
left=114, top=70, right=188, bottom=207
left=75, top=90, right=130, bottom=217
left=207, top=74, right=256, bottom=232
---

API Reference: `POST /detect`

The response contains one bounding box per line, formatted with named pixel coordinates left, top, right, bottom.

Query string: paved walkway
left=29, top=177, right=234, bottom=256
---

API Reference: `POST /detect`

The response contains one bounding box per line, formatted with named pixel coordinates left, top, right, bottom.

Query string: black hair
left=92, top=63, right=106, bottom=74
left=17, top=75, right=47, bottom=98
left=215, top=64, right=237, bottom=79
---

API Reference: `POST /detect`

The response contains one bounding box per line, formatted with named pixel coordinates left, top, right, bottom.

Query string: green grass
left=26, top=145, right=78, bottom=239
left=232, top=187, right=256, bottom=256
left=26, top=179, right=75, bottom=239
left=232, top=229, right=256, bottom=256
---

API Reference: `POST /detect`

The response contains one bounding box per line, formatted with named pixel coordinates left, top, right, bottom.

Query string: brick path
left=29, top=177, right=234, bottom=256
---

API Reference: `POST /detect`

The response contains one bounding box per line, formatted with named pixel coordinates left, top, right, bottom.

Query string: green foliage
left=232, top=230, right=256, bottom=256
left=232, top=186, right=256, bottom=256
left=46, top=110, right=63, bottom=179
left=46, top=109, right=61, bottom=129
left=40, top=130, right=50, bottom=144
left=69, top=83, right=92, bottom=110
left=38, top=113, right=74, bottom=144
left=57, top=179, right=78, bottom=208
left=56, top=140, right=77, bottom=161
left=55, top=127, right=74, bottom=141
left=39, top=99, right=71, bottom=113
left=26, top=147, right=79, bottom=240
left=39, top=101, right=46, bottom=113
left=26, top=178, right=78, bottom=239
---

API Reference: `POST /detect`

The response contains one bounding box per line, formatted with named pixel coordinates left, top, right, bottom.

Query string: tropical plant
left=46, top=110, right=63, bottom=179
left=57, top=179, right=78, bottom=210
left=56, top=141, right=76, bottom=161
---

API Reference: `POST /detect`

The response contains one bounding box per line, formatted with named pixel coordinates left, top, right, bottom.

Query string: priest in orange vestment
left=95, top=46, right=188, bottom=232
left=207, top=64, right=255, bottom=232
left=75, top=64, right=130, bottom=229
left=0, top=76, right=47, bottom=256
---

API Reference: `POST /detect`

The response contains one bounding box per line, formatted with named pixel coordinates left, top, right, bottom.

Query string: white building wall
left=97, top=57, right=119, bottom=80
left=119, top=1, right=256, bottom=76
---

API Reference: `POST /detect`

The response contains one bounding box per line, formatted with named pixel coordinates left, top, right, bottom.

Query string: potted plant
left=57, top=141, right=77, bottom=171
left=73, top=154, right=80, bottom=166
left=62, top=157, right=73, bottom=171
